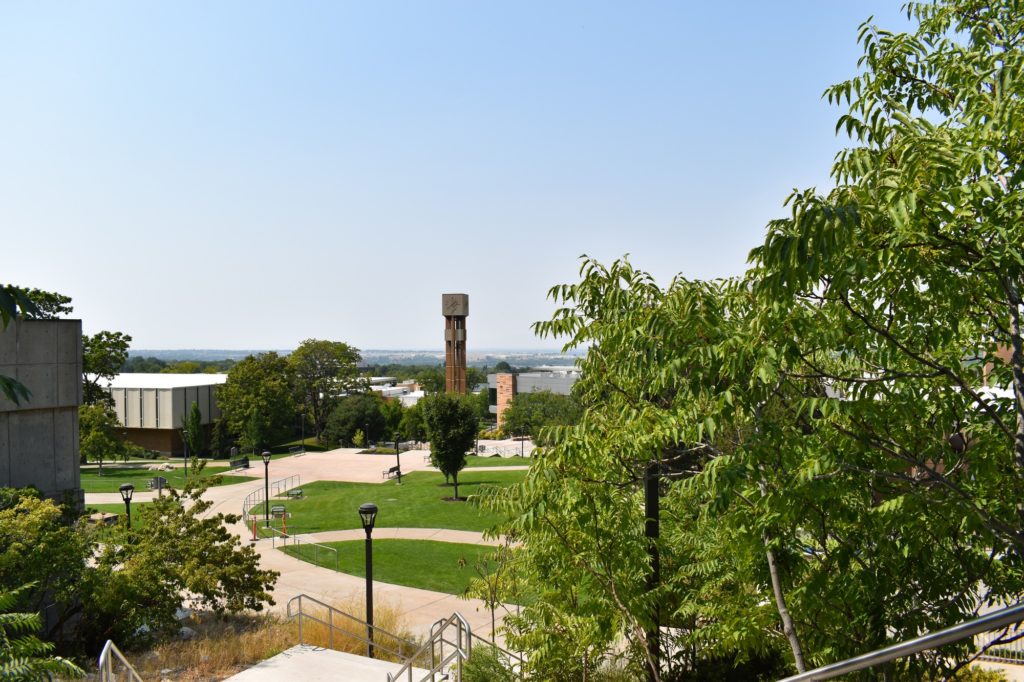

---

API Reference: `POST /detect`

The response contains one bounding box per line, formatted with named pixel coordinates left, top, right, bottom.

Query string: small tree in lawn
left=79, top=404, right=123, bottom=476
left=422, top=393, right=478, bottom=500
left=182, top=401, right=203, bottom=476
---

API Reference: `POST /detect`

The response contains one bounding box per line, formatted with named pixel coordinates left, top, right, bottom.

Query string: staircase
left=224, top=645, right=429, bottom=682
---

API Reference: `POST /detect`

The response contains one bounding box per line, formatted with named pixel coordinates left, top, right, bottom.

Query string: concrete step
left=224, top=644, right=432, bottom=682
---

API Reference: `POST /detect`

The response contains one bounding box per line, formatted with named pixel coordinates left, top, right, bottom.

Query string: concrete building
left=0, top=319, right=84, bottom=505
left=99, top=373, right=227, bottom=455
left=488, top=367, right=581, bottom=428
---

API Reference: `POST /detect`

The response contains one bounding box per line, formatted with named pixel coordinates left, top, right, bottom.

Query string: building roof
left=94, top=373, right=228, bottom=389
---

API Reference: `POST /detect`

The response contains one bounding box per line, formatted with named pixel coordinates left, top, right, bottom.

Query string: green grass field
left=275, top=470, right=524, bottom=534
left=283, top=539, right=494, bottom=594
left=82, top=502, right=155, bottom=529
left=79, top=466, right=252, bottom=493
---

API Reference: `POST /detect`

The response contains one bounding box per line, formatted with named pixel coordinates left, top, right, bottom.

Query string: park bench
left=383, top=466, right=401, bottom=479
left=289, top=445, right=305, bottom=457
left=147, top=476, right=168, bottom=491
left=286, top=488, right=303, bottom=499
left=229, top=456, right=250, bottom=470
left=270, top=505, right=287, bottom=519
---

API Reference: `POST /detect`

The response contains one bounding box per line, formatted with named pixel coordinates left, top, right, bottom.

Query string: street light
left=394, top=433, right=402, bottom=484
left=262, top=451, right=272, bottom=528
left=119, top=483, right=135, bottom=529
left=359, top=502, right=378, bottom=658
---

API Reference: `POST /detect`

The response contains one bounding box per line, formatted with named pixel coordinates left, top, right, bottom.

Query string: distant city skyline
left=4, top=2, right=910, bottom=349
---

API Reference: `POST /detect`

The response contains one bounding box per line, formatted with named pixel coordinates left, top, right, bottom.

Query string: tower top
left=441, top=293, right=469, bottom=317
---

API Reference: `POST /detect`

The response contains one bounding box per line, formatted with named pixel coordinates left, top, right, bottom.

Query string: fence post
left=298, top=596, right=304, bottom=644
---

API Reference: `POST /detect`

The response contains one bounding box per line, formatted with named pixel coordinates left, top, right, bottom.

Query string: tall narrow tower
left=442, top=293, right=469, bottom=394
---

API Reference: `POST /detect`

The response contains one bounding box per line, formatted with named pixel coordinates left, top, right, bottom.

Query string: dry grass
left=124, top=597, right=419, bottom=681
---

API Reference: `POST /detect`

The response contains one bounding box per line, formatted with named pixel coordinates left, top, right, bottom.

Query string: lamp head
left=119, top=483, right=135, bottom=503
left=359, top=502, right=378, bottom=533
left=261, top=450, right=272, bottom=465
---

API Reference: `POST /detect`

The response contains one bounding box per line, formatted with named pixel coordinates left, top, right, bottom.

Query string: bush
left=462, top=645, right=518, bottom=682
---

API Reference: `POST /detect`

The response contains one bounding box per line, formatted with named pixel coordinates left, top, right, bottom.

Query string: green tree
left=381, top=398, right=404, bottom=439
left=473, top=388, right=492, bottom=422
left=288, top=339, right=362, bottom=443
left=82, top=330, right=132, bottom=406
left=399, top=400, right=428, bottom=442
left=0, top=584, right=83, bottom=680
left=478, top=3, right=1024, bottom=677
left=500, top=390, right=581, bottom=444
left=76, top=473, right=278, bottom=650
left=422, top=393, right=477, bottom=500
left=20, top=288, right=73, bottom=319
left=323, top=393, right=386, bottom=447
left=182, top=400, right=204, bottom=468
left=78, top=404, right=124, bottom=474
left=415, top=366, right=445, bottom=393
left=218, top=353, right=296, bottom=451
left=0, top=285, right=40, bottom=405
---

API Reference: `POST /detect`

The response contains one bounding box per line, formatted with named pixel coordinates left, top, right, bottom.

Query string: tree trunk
left=765, top=539, right=808, bottom=673
left=453, top=473, right=459, bottom=500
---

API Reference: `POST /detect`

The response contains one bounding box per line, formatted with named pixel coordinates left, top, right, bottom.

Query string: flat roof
left=95, top=373, right=228, bottom=389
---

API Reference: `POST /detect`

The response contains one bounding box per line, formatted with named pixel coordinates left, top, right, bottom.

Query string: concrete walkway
left=223, top=645, right=428, bottom=682
left=83, top=447, right=524, bottom=639
left=296, top=527, right=501, bottom=546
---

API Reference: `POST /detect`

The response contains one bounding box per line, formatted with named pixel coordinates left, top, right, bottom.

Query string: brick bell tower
left=442, top=293, right=469, bottom=393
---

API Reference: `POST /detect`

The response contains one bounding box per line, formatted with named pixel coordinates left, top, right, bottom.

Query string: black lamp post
left=359, top=502, right=378, bottom=658
left=119, top=483, right=135, bottom=529
left=262, top=451, right=272, bottom=528
left=644, top=463, right=661, bottom=682
left=394, top=433, right=402, bottom=484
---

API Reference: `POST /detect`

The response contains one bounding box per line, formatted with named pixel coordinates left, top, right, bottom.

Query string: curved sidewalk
left=288, top=527, right=501, bottom=546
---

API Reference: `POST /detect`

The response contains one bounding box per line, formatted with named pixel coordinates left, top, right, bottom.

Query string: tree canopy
left=218, top=352, right=296, bottom=453
left=82, top=331, right=132, bottom=406
left=478, top=2, right=1024, bottom=679
left=288, top=339, right=362, bottom=443
left=422, top=393, right=478, bottom=500
left=323, top=393, right=387, bottom=447
left=500, top=390, right=581, bottom=444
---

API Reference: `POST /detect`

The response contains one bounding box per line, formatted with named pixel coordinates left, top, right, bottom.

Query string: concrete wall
left=0, top=319, right=83, bottom=504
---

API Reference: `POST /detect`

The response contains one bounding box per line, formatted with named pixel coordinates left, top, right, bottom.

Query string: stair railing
left=98, top=639, right=143, bottom=682
left=388, top=611, right=472, bottom=682
left=778, top=602, right=1024, bottom=681
left=286, top=593, right=419, bottom=662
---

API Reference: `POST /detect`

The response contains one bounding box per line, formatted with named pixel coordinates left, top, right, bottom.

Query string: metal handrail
left=242, top=474, right=301, bottom=521
left=778, top=602, right=1024, bottom=681
left=98, top=639, right=143, bottom=682
left=388, top=611, right=472, bottom=682
left=269, top=530, right=340, bottom=572
left=286, top=594, right=419, bottom=662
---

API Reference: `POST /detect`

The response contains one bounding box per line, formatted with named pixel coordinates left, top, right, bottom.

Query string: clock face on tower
left=441, top=293, right=469, bottom=317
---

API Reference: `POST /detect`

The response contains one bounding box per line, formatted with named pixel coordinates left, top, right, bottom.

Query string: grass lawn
left=80, top=466, right=252, bottom=493
left=277, top=470, right=524, bottom=534
left=283, top=539, right=494, bottom=594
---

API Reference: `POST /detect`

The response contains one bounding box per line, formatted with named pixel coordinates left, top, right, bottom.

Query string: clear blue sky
left=2, top=2, right=910, bottom=351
